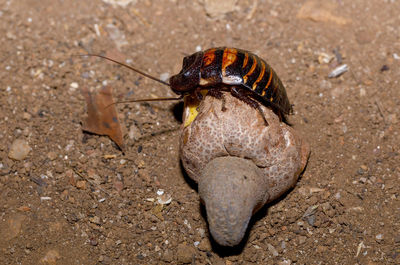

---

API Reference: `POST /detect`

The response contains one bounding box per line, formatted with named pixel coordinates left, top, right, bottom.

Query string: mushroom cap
left=179, top=92, right=310, bottom=246
left=180, top=92, right=309, bottom=202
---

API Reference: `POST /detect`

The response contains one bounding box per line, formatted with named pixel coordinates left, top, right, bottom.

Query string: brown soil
left=1, top=0, right=399, bottom=264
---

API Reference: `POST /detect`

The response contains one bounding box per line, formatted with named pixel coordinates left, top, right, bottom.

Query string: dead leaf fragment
left=17, top=206, right=31, bottom=212
left=81, top=86, right=124, bottom=150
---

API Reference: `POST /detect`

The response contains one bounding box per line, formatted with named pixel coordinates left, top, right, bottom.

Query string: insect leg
left=207, top=88, right=227, bottom=111
left=231, top=87, right=269, bottom=126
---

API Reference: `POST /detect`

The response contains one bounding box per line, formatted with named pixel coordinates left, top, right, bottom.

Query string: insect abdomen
left=199, top=47, right=292, bottom=114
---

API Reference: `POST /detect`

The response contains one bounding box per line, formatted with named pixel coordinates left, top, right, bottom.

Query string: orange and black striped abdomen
left=200, top=48, right=223, bottom=84
left=198, top=47, right=292, bottom=115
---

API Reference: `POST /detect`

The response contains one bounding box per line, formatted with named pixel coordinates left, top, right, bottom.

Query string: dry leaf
left=81, top=86, right=124, bottom=150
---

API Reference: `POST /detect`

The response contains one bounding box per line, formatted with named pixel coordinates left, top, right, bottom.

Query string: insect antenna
left=76, top=53, right=183, bottom=108
left=105, top=96, right=183, bottom=109
left=77, top=54, right=170, bottom=87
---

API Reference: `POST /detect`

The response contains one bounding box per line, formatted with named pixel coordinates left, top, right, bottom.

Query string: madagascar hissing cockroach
left=84, top=47, right=292, bottom=124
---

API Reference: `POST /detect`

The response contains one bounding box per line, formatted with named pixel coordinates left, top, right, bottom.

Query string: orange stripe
left=252, top=61, right=265, bottom=90
left=222, top=48, right=238, bottom=76
left=203, top=48, right=216, bottom=67
left=243, top=55, right=257, bottom=83
left=261, top=70, right=273, bottom=96
left=242, top=52, right=249, bottom=68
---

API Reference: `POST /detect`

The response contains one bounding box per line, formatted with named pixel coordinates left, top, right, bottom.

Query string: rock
left=176, top=243, right=195, bottom=264
left=89, top=216, right=101, bottom=225
left=297, top=0, right=350, bottom=25
left=8, top=139, right=31, bottom=160
left=113, top=178, right=124, bottom=193
left=162, top=250, right=173, bottom=262
left=22, top=112, right=32, bottom=120
left=128, top=123, right=141, bottom=141
left=1, top=213, right=26, bottom=240
left=40, top=249, right=60, bottom=265
left=198, top=238, right=212, bottom=252
left=76, top=180, right=87, bottom=190
left=102, top=0, right=137, bottom=8
left=204, top=0, right=237, bottom=18
left=375, top=233, right=384, bottom=242
left=47, top=151, right=57, bottom=161
left=267, top=243, right=279, bottom=257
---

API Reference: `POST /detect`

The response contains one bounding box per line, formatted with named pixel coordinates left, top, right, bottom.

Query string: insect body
left=170, top=47, right=292, bottom=119
left=84, top=47, right=292, bottom=122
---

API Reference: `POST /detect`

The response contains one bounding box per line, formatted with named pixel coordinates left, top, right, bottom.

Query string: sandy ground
left=0, top=0, right=399, bottom=264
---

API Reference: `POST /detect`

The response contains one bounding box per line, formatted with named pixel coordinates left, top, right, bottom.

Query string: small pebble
left=8, top=139, right=31, bottom=160
left=159, top=73, right=170, bottom=82
left=47, top=151, right=57, bottom=161
left=176, top=243, right=196, bottom=263
left=380, top=65, right=389, bottom=72
left=267, top=243, right=279, bottom=257
left=204, top=0, right=237, bottom=18
left=40, top=249, right=60, bottom=265
left=162, top=250, right=173, bottom=262
left=89, top=216, right=101, bottom=225
left=89, top=238, right=98, bottom=246
left=157, top=191, right=172, bottom=205
left=128, top=124, right=141, bottom=141
left=318, top=52, right=334, bottom=64
left=70, top=82, right=79, bottom=90
left=76, top=180, right=87, bottom=190
left=198, top=238, right=212, bottom=252
left=113, top=178, right=124, bottom=193
left=22, top=112, right=32, bottom=120
left=305, top=215, right=316, bottom=226
left=197, top=228, right=205, bottom=238
left=328, top=64, right=348, bottom=78
left=3, top=214, right=26, bottom=240
left=359, top=88, right=366, bottom=97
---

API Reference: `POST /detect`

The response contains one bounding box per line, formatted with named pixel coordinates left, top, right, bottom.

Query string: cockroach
left=84, top=47, right=292, bottom=124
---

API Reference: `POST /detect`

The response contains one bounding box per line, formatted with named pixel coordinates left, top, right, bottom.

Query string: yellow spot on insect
left=266, top=70, right=273, bottom=88
left=203, top=49, right=216, bottom=67
left=261, top=70, right=273, bottom=96
left=243, top=55, right=257, bottom=84
left=252, top=61, right=265, bottom=90
left=222, top=48, right=238, bottom=77
left=243, top=52, right=249, bottom=68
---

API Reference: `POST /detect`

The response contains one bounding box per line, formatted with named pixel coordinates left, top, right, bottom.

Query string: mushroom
left=180, top=91, right=310, bottom=247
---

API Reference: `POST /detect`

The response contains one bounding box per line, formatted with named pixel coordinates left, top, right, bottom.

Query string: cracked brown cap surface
left=180, top=92, right=310, bottom=246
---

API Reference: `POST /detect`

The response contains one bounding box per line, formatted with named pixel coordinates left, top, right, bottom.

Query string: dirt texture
left=0, top=0, right=399, bottom=264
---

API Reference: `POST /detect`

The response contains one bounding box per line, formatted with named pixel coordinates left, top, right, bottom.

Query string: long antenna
left=77, top=54, right=170, bottom=87
left=105, top=96, right=183, bottom=109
